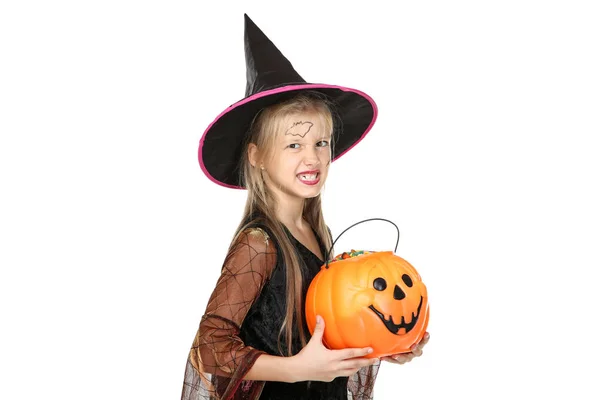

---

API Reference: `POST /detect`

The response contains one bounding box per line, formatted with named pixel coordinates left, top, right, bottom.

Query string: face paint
left=285, top=121, right=314, bottom=138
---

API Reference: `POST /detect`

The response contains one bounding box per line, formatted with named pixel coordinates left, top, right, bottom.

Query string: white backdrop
left=1, top=1, right=599, bottom=399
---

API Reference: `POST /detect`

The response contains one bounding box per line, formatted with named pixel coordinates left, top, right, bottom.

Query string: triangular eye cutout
left=243, top=13, right=306, bottom=97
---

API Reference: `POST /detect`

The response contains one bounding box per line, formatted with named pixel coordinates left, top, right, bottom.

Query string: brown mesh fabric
left=347, top=363, right=380, bottom=399
left=182, top=228, right=277, bottom=400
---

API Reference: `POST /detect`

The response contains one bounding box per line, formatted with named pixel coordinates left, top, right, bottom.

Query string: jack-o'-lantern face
left=305, top=251, right=429, bottom=358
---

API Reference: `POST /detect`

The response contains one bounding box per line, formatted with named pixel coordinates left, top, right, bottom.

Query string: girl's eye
left=288, top=143, right=301, bottom=149
left=316, top=140, right=329, bottom=147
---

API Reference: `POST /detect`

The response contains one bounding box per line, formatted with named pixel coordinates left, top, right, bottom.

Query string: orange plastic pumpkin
left=305, top=250, right=429, bottom=358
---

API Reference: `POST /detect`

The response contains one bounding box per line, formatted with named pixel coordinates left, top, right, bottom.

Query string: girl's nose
left=303, top=147, right=320, bottom=166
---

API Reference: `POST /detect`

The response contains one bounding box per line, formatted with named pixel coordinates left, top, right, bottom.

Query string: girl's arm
left=245, top=315, right=377, bottom=383
left=188, top=228, right=275, bottom=378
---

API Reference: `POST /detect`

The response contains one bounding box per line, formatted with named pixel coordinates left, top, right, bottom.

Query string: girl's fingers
left=410, top=333, right=429, bottom=355
left=382, top=356, right=405, bottom=364
left=385, top=353, right=415, bottom=364
left=338, top=357, right=378, bottom=371
left=411, top=345, right=423, bottom=357
left=338, top=358, right=378, bottom=376
left=335, top=347, right=373, bottom=360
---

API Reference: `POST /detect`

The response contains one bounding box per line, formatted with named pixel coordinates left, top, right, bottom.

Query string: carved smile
left=368, top=296, right=424, bottom=335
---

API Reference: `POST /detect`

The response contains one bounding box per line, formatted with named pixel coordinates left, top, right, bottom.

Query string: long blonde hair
left=233, top=92, right=336, bottom=355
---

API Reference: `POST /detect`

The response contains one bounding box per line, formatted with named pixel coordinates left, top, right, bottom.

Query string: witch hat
left=199, top=14, right=378, bottom=189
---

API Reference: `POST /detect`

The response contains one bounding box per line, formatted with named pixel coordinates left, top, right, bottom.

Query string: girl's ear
left=248, top=143, right=259, bottom=168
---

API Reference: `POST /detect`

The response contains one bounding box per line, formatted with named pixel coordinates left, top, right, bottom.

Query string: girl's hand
left=380, top=332, right=430, bottom=365
left=289, top=315, right=377, bottom=383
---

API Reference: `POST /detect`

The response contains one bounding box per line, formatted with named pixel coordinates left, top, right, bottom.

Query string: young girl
left=181, top=15, right=428, bottom=400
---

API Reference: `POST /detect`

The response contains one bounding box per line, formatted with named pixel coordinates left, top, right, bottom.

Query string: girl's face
left=262, top=110, right=332, bottom=204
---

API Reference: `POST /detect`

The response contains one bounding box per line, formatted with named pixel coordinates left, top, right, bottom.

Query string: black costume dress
left=181, top=221, right=379, bottom=400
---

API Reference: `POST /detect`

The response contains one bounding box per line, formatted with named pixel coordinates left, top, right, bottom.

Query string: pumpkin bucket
left=305, top=218, right=429, bottom=358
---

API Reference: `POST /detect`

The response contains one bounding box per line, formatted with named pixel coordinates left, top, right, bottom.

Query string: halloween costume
left=181, top=222, right=379, bottom=399
left=182, top=14, right=379, bottom=399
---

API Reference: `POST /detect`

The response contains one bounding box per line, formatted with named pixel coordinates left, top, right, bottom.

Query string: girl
left=182, top=15, right=428, bottom=400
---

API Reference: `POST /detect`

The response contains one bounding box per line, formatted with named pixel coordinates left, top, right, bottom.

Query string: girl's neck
left=274, top=200, right=306, bottom=231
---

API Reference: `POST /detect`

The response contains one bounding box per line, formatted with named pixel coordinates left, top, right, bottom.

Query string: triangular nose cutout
left=243, top=13, right=306, bottom=97
left=393, top=285, right=406, bottom=300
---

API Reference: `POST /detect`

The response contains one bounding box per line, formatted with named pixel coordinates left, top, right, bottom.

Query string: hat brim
left=199, top=83, right=378, bottom=189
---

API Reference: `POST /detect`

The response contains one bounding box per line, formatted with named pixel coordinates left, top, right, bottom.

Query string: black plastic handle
left=325, top=218, right=400, bottom=268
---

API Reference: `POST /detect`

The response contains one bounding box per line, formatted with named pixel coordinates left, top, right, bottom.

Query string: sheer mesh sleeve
left=347, top=361, right=381, bottom=399
left=181, top=228, right=277, bottom=400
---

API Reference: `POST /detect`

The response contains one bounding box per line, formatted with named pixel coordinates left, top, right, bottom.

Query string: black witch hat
left=199, top=14, right=378, bottom=189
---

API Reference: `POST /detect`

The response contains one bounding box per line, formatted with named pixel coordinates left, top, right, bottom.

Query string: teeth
left=299, top=173, right=318, bottom=181
left=388, top=313, right=416, bottom=326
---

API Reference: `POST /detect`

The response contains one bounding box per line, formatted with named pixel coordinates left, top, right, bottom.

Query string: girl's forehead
left=278, top=112, right=331, bottom=138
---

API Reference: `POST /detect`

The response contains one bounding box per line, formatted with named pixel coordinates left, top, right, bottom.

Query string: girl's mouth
left=297, top=171, right=320, bottom=185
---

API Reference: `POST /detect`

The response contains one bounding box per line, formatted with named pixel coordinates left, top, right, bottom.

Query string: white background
left=1, top=1, right=599, bottom=399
